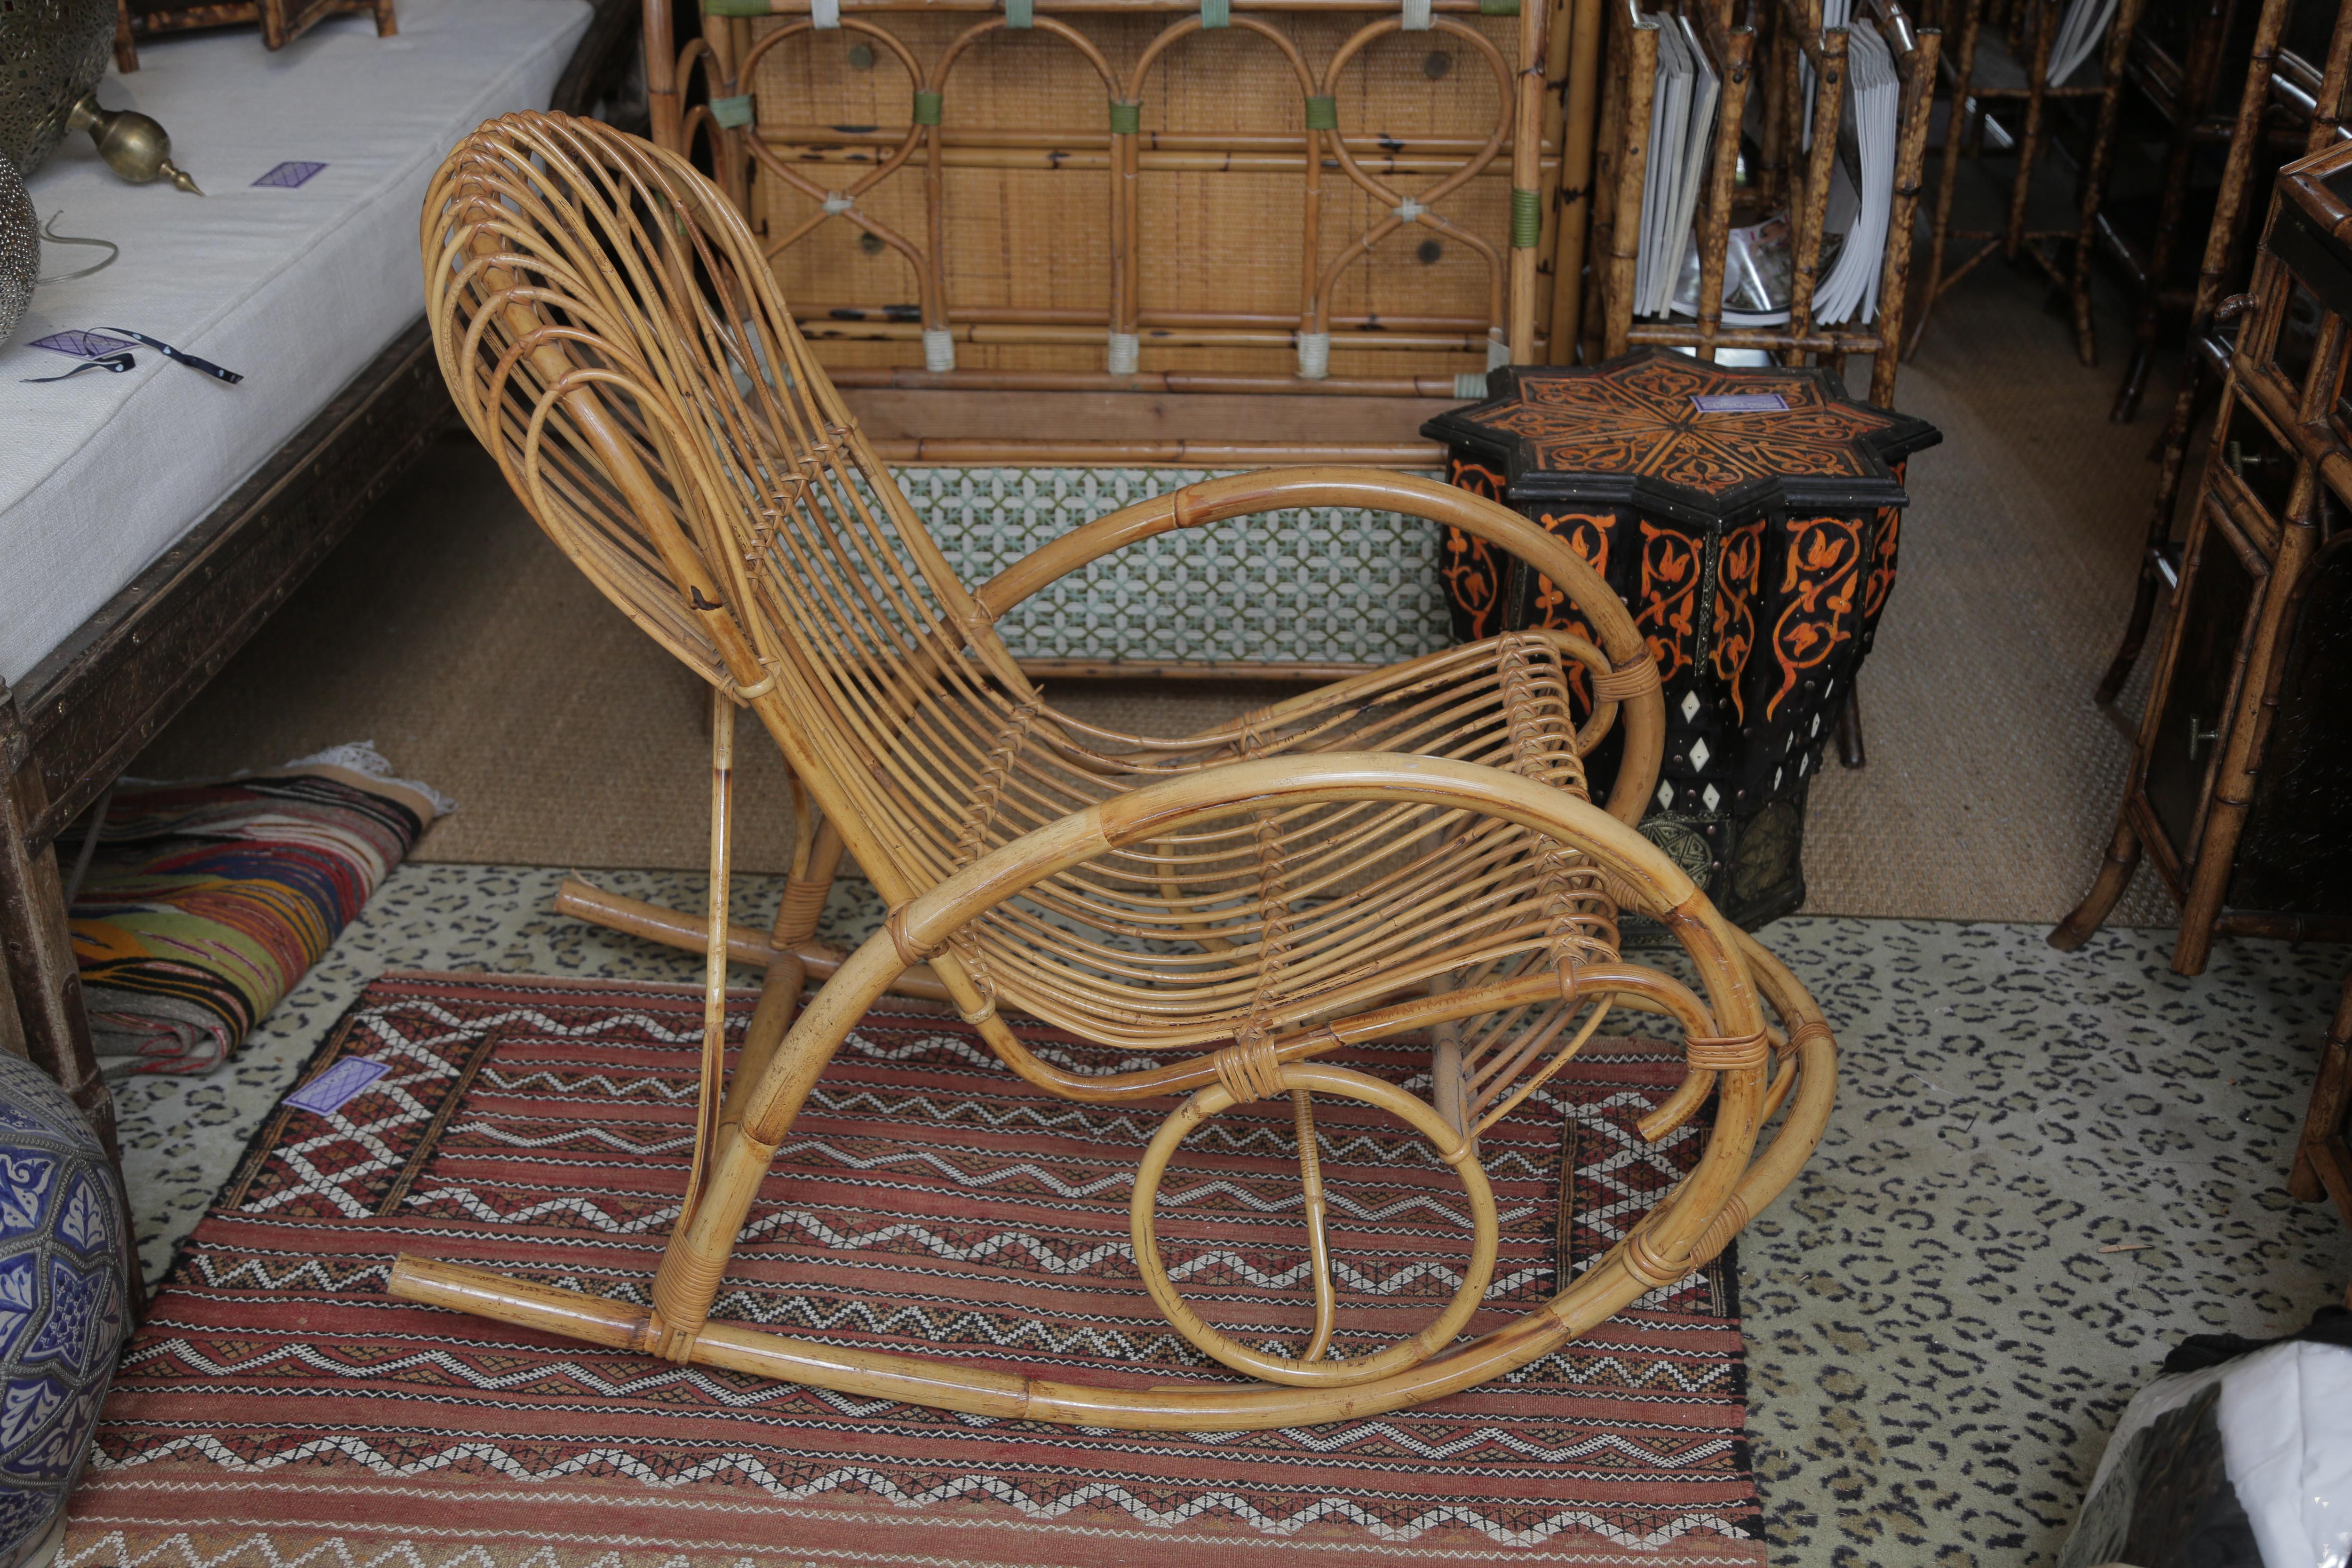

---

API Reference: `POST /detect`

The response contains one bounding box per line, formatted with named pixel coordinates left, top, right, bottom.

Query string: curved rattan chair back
left=424, top=112, right=1033, bottom=860
left=425, top=112, right=1631, bottom=1056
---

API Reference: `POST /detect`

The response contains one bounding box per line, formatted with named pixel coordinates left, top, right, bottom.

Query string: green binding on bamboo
left=1479, top=0, right=1521, bottom=13
left=1108, top=99, right=1142, bottom=135
left=912, top=91, right=943, bottom=126
left=709, top=94, right=754, bottom=129
left=1200, top=0, right=1230, bottom=25
left=1510, top=187, right=1541, bottom=248
left=1304, top=95, right=1339, bottom=130
left=700, top=0, right=768, bottom=15
left=1004, top=0, right=1032, bottom=26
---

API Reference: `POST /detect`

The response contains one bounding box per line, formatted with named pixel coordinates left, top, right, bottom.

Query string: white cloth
left=0, top=0, right=591, bottom=685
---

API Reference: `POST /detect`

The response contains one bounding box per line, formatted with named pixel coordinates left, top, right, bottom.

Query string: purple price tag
left=28, top=331, right=137, bottom=359
left=1691, top=392, right=1789, bottom=413
left=285, top=1057, right=391, bottom=1116
left=253, top=161, right=327, bottom=189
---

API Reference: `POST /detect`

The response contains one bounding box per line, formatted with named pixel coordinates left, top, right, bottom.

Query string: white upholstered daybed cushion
left=0, top=0, right=593, bottom=685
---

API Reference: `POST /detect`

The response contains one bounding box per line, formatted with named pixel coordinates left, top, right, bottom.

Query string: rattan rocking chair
left=389, top=111, right=1837, bottom=1431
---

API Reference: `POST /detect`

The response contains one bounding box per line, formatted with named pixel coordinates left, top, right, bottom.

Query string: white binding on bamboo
left=1296, top=329, right=1331, bottom=377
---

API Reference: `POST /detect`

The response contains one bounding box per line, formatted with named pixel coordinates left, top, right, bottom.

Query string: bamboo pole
left=801, top=320, right=1513, bottom=350
left=646, top=0, right=681, bottom=150
left=823, top=365, right=1472, bottom=394
left=797, top=303, right=1500, bottom=329
left=2002, top=0, right=2058, bottom=259
left=1509, top=0, right=1549, bottom=362
left=759, top=125, right=1557, bottom=154
left=682, top=688, right=737, bottom=1220
left=768, top=141, right=1558, bottom=175
left=1692, top=3, right=1755, bottom=363
left=1547, top=0, right=1603, bottom=359
left=2065, top=0, right=2145, bottom=366
left=717, top=0, right=1535, bottom=10
left=1869, top=9, right=1937, bottom=404
left=1908, top=0, right=1978, bottom=358
left=868, top=437, right=1450, bottom=463
left=1603, top=0, right=1658, bottom=358
left=1785, top=24, right=1846, bottom=353
left=1626, top=323, right=1882, bottom=351
left=1534, top=0, right=1576, bottom=350
left=1584, top=0, right=1627, bottom=359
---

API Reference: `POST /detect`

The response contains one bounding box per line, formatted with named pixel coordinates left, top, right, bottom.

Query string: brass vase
left=0, top=0, right=117, bottom=176
left=64, top=91, right=201, bottom=194
left=1, top=0, right=200, bottom=192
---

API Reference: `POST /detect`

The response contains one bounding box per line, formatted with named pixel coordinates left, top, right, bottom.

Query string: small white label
left=285, top=1058, right=391, bottom=1116
left=1691, top=392, right=1788, bottom=413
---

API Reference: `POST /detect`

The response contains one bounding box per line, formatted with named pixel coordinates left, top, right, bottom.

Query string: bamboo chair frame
left=1589, top=0, right=1939, bottom=407
left=389, top=111, right=1837, bottom=1428
left=652, top=0, right=1565, bottom=437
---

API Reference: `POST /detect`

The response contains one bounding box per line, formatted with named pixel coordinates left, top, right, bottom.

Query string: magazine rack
left=1589, top=0, right=1939, bottom=406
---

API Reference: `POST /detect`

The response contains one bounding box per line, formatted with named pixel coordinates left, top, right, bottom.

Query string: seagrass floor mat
left=64, top=972, right=1764, bottom=1568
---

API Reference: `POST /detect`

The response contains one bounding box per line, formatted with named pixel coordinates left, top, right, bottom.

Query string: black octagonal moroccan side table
left=1423, top=350, right=1941, bottom=927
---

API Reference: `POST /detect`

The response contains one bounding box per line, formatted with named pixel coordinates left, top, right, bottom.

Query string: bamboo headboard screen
left=644, top=0, right=1584, bottom=404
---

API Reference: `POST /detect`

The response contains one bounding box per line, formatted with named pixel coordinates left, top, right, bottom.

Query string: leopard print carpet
left=103, top=864, right=2352, bottom=1567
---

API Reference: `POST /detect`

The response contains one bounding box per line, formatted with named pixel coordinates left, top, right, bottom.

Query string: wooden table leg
left=0, top=684, right=145, bottom=1311
left=1836, top=685, right=1867, bottom=769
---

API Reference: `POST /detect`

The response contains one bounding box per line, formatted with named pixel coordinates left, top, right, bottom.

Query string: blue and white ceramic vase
left=0, top=1050, right=126, bottom=1568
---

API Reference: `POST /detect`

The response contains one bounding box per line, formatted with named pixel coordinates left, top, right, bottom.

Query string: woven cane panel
left=890, top=466, right=1454, bottom=665
left=744, top=15, right=1522, bottom=379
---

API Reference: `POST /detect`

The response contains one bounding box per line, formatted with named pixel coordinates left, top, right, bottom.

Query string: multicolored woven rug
left=64, top=972, right=1764, bottom=1568
left=68, top=747, right=448, bottom=1077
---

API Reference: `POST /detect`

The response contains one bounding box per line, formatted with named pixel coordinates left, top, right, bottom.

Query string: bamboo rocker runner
left=389, top=111, right=1836, bottom=1428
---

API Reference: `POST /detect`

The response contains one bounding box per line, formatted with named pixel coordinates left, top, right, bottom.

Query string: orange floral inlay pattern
left=1767, top=516, right=1865, bottom=721
left=1711, top=521, right=1765, bottom=722
left=1441, top=460, right=1509, bottom=640
left=1637, top=522, right=1700, bottom=683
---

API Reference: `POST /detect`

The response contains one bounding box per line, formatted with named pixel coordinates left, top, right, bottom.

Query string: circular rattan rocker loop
left=1129, top=1060, right=1498, bottom=1388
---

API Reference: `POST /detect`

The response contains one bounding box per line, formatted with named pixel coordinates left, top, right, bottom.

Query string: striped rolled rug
left=66, top=743, right=449, bottom=1077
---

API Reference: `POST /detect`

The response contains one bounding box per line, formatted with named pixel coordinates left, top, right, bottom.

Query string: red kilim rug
left=65, top=972, right=1765, bottom=1568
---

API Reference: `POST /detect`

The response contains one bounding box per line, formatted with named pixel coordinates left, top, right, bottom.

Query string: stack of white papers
left=1811, top=18, right=1898, bottom=324
left=1633, top=14, right=1722, bottom=318
left=1637, top=2, right=1903, bottom=328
